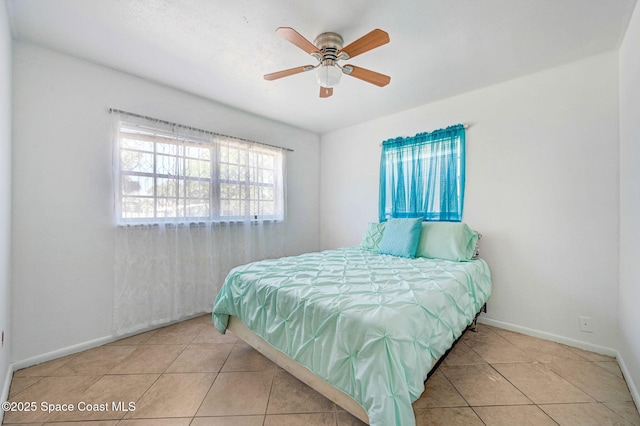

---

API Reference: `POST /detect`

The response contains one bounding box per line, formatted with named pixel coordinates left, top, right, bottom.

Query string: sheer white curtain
left=111, top=111, right=287, bottom=336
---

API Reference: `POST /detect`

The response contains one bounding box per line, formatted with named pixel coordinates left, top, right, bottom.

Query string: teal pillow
left=378, top=218, right=423, bottom=258
left=360, top=222, right=386, bottom=252
left=416, top=222, right=478, bottom=261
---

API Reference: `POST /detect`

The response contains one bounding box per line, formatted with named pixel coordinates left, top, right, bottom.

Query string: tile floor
left=3, top=315, right=639, bottom=425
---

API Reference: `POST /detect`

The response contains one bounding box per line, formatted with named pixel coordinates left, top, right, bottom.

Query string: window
left=379, top=124, right=465, bottom=222
left=115, top=115, right=285, bottom=224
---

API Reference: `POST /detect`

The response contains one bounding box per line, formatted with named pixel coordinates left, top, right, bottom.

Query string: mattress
left=212, top=247, right=492, bottom=426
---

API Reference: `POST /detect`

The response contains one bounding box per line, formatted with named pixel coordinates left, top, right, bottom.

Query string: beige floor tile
left=266, top=370, right=335, bottom=414
left=144, top=321, right=206, bottom=345
left=50, top=346, right=138, bottom=376
left=442, top=341, right=487, bottom=366
left=604, top=401, right=640, bottom=426
left=127, top=373, right=216, bottom=419
left=4, top=319, right=638, bottom=426
left=108, top=345, right=186, bottom=374
left=336, top=410, right=368, bottom=426
left=42, top=421, right=119, bottom=425
left=414, top=407, right=484, bottom=425
left=566, top=346, right=616, bottom=362
left=220, top=343, right=277, bottom=372
left=263, top=412, right=337, bottom=426
left=473, top=405, right=557, bottom=425
left=196, top=370, right=274, bottom=417
left=190, top=416, right=265, bottom=426
left=13, top=353, right=79, bottom=378
left=492, top=330, right=586, bottom=363
left=441, top=364, right=531, bottom=406
left=185, top=314, right=214, bottom=326
left=165, top=343, right=234, bottom=373
left=8, top=376, right=42, bottom=398
left=596, top=361, right=625, bottom=378
left=107, top=329, right=160, bottom=346
left=3, top=375, right=101, bottom=423
left=461, top=325, right=502, bottom=342
left=464, top=337, right=535, bottom=364
left=116, top=419, right=192, bottom=426
left=492, top=362, right=594, bottom=404
left=550, top=360, right=633, bottom=402
left=49, top=374, right=159, bottom=422
left=412, top=372, right=467, bottom=408
left=540, top=402, right=632, bottom=426
left=1, top=423, right=44, bottom=426
left=192, top=325, right=238, bottom=344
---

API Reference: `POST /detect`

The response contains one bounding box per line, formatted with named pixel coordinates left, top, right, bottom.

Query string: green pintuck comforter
left=212, top=247, right=492, bottom=426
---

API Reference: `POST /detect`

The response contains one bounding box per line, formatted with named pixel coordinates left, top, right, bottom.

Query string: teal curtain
left=379, top=124, right=465, bottom=222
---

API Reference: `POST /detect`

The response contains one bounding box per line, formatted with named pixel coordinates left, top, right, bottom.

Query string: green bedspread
left=212, top=247, right=492, bottom=426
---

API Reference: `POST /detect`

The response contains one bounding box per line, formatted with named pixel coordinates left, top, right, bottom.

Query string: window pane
left=261, top=187, right=274, bottom=200
left=185, top=159, right=210, bottom=178
left=261, top=154, right=274, bottom=169
left=229, top=148, right=239, bottom=164
left=157, top=154, right=179, bottom=176
left=121, top=150, right=153, bottom=173
left=221, top=199, right=240, bottom=216
left=261, top=169, right=274, bottom=184
left=186, top=146, right=210, bottom=160
left=220, top=146, right=228, bottom=163
left=157, top=143, right=179, bottom=156
left=220, top=163, right=229, bottom=181
left=260, top=201, right=274, bottom=216
left=156, top=178, right=178, bottom=197
left=185, top=199, right=209, bottom=217
left=157, top=198, right=178, bottom=218
left=121, top=175, right=153, bottom=195
left=122, top=196, right=154, bottom=218
left=186, top=180, right=210, bottom=198
left=229, top=165, right=239, bottom=181
left=121, top=138, right=153, bottom=152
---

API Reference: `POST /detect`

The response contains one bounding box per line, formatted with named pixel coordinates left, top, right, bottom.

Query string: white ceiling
left=6, top=0, right=637, bottom=134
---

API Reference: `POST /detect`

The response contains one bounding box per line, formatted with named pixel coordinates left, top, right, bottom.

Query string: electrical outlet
left=579, top=316, right=593, bottom=333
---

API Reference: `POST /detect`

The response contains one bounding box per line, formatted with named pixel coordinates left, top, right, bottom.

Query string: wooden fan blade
left=276, top=27, right=320, bottom=55
left=319, top=87, right=333, bottom=98
left=344, top=65, right=391, bottom=87
left=338, top=29, right=389, bottom=59
left=264, top=65, right=314, bottom=81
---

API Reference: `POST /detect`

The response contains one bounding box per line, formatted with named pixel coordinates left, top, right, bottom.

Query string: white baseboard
left=1, top=362, right=13, bottom=424
left=10, top=312, right=211, bottom=372
left=478, top=316, right=617, bottom=356
left=616, top=351, right=640, bottom=414
left=10, top=334, right=115, bottom=371
left=479, top=316, right=639, bottom=414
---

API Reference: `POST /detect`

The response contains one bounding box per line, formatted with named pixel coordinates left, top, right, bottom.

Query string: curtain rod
left=379, top=123, right=469, bottom=146
left=109, top=108, right=294, bottom=152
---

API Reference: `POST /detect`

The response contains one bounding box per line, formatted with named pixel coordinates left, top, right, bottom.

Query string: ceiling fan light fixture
left=316, top=64, right=342, bottom=88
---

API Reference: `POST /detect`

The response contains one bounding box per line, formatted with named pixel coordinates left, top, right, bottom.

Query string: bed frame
left=226, top=303, right=487, bottom=424
left=228, top=316, right=370, bottom=423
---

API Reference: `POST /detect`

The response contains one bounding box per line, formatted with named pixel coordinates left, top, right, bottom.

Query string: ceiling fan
left=264, top=27, right=391, bottom=98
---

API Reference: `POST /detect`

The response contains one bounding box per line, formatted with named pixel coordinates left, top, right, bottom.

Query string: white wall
left=619, top=2, right=640, bottom=399
left=0, top=0, right=12, bottom=407
left=321, top=52, right=620, bottom=351
left=11, top=41, right=320, bottom=362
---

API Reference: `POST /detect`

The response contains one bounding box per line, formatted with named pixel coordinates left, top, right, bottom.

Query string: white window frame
left=114, top=117, right=285, bottom=225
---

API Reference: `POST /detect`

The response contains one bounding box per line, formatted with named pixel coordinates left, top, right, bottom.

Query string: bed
left=212, top=222, right=491, bottom=426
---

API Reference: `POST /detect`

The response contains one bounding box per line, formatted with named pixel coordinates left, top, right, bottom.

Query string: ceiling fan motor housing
left=314, top=32, right=344, bottom=66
